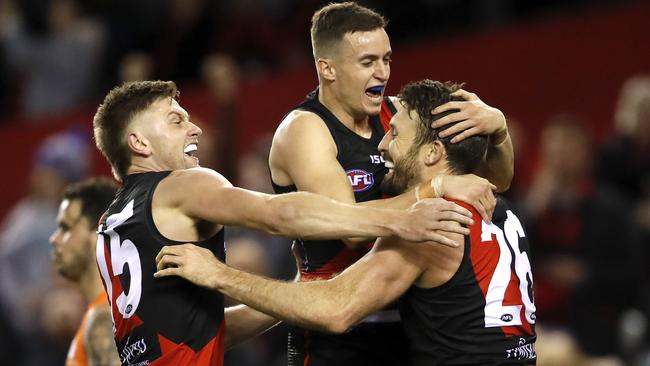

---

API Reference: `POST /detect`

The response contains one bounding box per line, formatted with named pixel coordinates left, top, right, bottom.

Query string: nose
left=375, top=61, right=390, bottom=82
left=188, top=121, right=202, bottom=138
left=49, top=230, right=59, bottom=248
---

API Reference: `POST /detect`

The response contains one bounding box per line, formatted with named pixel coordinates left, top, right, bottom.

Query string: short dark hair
left=310, top=2, right=386, bottom=58
left=398, top=79, right=488, bottom=175
left=93, top=80, right=178, bottom=180
left=63, top=177, right=119, bottom=227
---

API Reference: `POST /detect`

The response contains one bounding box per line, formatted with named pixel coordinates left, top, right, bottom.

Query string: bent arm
left=269, top=112, right=374, bottom=247
left=426, top=91, right=514, bottom=192
left=476, top=129, right=514, bottom=193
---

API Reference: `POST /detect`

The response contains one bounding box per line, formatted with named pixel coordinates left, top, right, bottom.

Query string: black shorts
left=287, top=321, right=411, bottom=366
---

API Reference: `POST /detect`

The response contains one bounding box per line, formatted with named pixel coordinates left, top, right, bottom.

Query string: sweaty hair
left=63, top=177, right=119, bottom=227
left=93, top=80, right=178, bottom=180
left=310, top=2, right=386, bottom=58
left=398, top=79, right=488, bottom=175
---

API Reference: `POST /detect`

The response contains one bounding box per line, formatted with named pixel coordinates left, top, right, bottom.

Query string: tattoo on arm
left=84, top=308, right=121, bottom=366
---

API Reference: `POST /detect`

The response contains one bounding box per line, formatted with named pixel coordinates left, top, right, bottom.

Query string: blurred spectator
left=523, top=116, right=644, bottom=362
left=597, top=75, right=650, bottom=202
left=0, top=128, right=90, bottom=365
left=224, top=233, right=293, bottom=366
left=118, top=50, right=154, bottom=83
left=201, top=52, right=241, bottom=180
left=149, top=0, right=215, bottom=83
left=39, top=283, right=86, bottom=353
left=237, top=134, right=275, bottom=194
left=223, top=134, right=297, bottom=365
left=596, top=75, right=650, bottom=363
left=0, top=0, right=106, bottom=118
left=212, top=0, right=294, bottom=76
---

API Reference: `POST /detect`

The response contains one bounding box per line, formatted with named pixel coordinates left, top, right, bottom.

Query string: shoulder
left=272, top=109, right=336, bottom=154
left=275, top=109, right=331, bottom=139
left=447, top=198, right=483, bottom=225
left=155, top=168, right=233, bottom=206
left=167, top=167, right=232, bottom=187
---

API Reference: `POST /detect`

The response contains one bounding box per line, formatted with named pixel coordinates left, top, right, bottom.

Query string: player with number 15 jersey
left=96, top=171, right=225, bottom=366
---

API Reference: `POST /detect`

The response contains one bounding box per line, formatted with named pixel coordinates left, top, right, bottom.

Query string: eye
left=383, top=57, right=392, bottom=65
left=361, top=60, right=373, bottom=67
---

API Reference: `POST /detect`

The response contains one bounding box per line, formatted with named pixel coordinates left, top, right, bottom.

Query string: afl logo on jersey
left=346, top=169, right=374, bottom=192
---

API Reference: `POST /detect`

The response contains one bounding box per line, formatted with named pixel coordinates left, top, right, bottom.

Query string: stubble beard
left=380, top=147, right=421, bottom=197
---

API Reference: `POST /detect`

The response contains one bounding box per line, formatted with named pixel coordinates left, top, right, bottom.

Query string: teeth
left=384, top=161, right=394, bottom=169
left=184, top=144, right=197, bottom=153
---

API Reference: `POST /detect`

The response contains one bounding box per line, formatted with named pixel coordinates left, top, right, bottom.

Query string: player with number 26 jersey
left=400, top=197, right=536, bottom=365
left=96, top=171, right=225, bottom=366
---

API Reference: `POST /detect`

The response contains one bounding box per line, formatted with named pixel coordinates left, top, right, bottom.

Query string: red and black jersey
left=272, top=88, right=396, bottom=279
left=273, top=89, right=407, bottom=366
left=96, top=171, right=225, bottom=366
left=400, top=197, right=537, bottom=365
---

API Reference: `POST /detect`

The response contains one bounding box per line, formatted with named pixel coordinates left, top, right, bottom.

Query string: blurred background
left=0, top=0, right=648, bottom=365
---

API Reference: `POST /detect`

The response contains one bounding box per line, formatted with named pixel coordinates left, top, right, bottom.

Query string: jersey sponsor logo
left=346, top=169, right=374, bottom=192
left=120, top=337, right=148, bottom=365
left=505, top=338, right=536, bottom=360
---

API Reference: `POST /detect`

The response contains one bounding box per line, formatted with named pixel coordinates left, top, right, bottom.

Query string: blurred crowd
left=0, top=0, right=648, bottom=365
left=0, top=0, right=635, bottom=120
left=513, top=75, right=650, bottom=365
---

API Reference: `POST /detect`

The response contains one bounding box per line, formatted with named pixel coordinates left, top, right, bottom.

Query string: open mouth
left=184, top=143, right=198, bottom=158
left=365, top=85, right=385, bottom=99
left=384, top=160, right=394, bottom=171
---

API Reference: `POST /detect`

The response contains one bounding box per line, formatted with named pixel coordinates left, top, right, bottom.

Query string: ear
left=423, top=140, right=446, bottom=167
left=316, top=57, right=336, bottom=82
left=127, top=132, right=151, bottom=157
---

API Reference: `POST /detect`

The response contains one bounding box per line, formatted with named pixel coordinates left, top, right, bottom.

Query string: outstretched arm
left=161, top=168, right=473, bottom=247
left=155, top=237, right=426, bottom=333
left=429, top=89, right=514, bottom=192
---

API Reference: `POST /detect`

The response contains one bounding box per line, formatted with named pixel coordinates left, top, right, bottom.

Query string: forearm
left=477, top=131, right=514, bottom=192
left=213, top=267, right=361, bottom=334
left=346, top=186, right=426, bottom=246
left=224, top=304, right=280, bottom=349
left=264, top=192, right=402, bottom=240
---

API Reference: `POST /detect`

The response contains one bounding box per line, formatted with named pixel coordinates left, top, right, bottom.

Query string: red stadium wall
left=1, top=1, right=649, bottom=221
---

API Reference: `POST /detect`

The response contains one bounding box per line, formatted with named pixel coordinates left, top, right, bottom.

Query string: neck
left=128, top=159, right=167, bottom=175
left=319, top=85, right=370, bottom=136
left=420, top=165, right=452, bottom=186
left=79, top=264, right=106, bottom=302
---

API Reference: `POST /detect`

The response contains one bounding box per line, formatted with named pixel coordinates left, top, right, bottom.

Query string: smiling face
left=328, top=28, right=392, bottom=118
left=129, top=97, right=203, bottom=172
left=378, top=107, right=423, bottom=195
left=49, top=198, right=94, bottom=282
